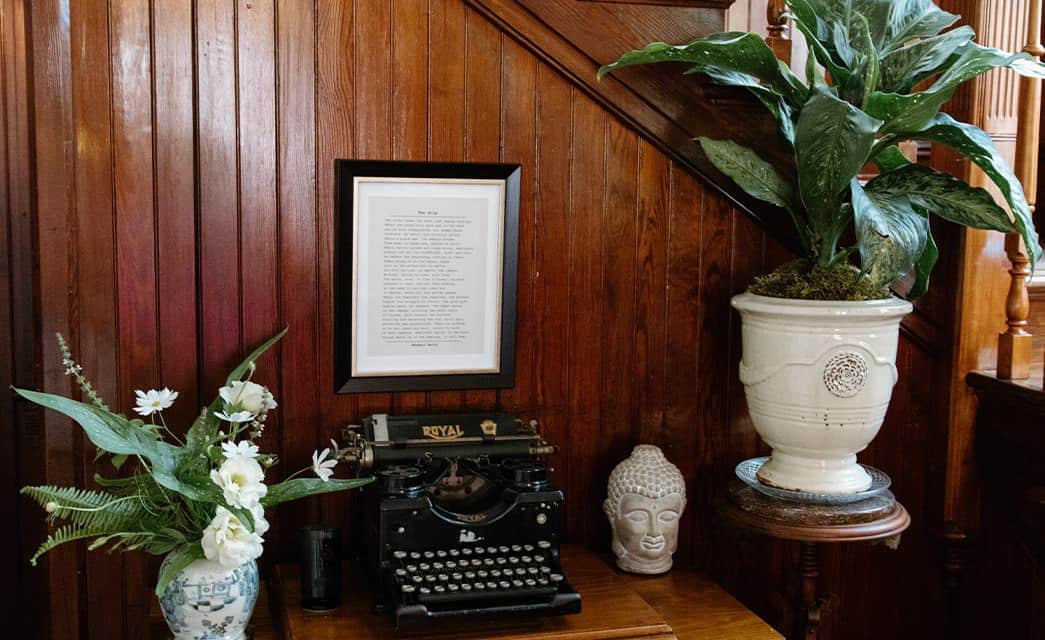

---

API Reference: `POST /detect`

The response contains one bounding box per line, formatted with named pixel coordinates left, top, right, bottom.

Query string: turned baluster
left=998, top=0, right=1042, bottom=381
left=765, top=0, right=792, bottom=63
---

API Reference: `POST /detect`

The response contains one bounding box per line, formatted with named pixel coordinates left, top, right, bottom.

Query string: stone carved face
left=603, top=445, right=686, bottom=574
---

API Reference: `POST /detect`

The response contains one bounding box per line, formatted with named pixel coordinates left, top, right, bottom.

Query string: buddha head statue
left=603, top=445, right=686, bottom=574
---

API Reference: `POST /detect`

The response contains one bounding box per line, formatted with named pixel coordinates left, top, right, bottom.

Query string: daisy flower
left=133, top=388, right=178, bottom=416
left=311, top=448, right=337, bottom=482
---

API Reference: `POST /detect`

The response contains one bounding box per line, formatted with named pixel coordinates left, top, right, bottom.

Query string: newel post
left=998, top=0, right=1043, bottom=381
left=765, top=0, right=792, bottom=63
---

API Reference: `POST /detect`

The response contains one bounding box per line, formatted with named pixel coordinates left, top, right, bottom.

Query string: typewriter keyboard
left=389, top=542, right=565, bottom=605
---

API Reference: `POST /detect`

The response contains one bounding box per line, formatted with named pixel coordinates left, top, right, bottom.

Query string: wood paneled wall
left=3, top=1, right=947, bottom=638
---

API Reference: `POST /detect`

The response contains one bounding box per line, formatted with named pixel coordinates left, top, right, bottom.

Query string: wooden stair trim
left=464, top=0, right=800, bottom=250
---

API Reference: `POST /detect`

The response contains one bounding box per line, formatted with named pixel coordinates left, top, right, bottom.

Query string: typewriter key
left=487, top=582, right=499, bottom=589
left=521, top=555, right=532, bottom=563
left=452, top=572, right=463, bottom=580
left=449, top=549, right=460, bottom=557
left=486, top=546, right=498, bottom=554
left=490, top=569, right=502, bottom=577
left=550, top=574, right=564, bottom=582
left=511, top=545, right=522, bottom=552
left=409, top=552, right=421, bottom=560
left=393, top=550, right=407, bottom=559
left=474, top=582, right=485, bottom=590
left=540, top=566, right=551, bottom=573
left=432, top=562, right=444, bottom=570
left=395, top=569, right=407, bottom=577
left=438, top=574, right=449, bottom=581
left=523, top=544, right=535, bottom=552
left=434, top=585, right=445, bottom=593
left=407, top=564, right=417, bottom=572
left=495, top=557, right=507, bottom=565
left=499, top=545, right=510, bottom=553
left=423, top=551, right=435, bottom=559
left=513, top=579, right=524, bottom=588
left=436, top=550, right=448, bottom=558
left=401, top=585, right=415, bottom=593
left=508, top=556, right=519, bottom=564
left=411, top=575, right=423, bottom=584
left=461, top=548, right=472, bottom=556
left=483, top=558, right=494, bottom=566
left=477, top=570, right=488, bottom=578
left=419, top=563, right=430, bottom=571
left=425, top=575, right=436, bottom=583
left=538, top=540, right=551, bottom=549
left=527, top=567, right=538, bottom=575
left=419, top=587, right=430, bottom=595
left=461, top=584, right=472, bottom=591
left=465, top=571, right=476, bottom=579
left=525, top=579, right=536, bottom=587
left=448, top=584, right=459, bottom=591
left=498, top=581, right=510, bottom=589
left=534, top=554, right=545, bottom=563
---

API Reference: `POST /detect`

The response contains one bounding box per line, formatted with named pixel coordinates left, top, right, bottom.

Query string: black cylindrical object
left=299, top=526, right=341, bottom=612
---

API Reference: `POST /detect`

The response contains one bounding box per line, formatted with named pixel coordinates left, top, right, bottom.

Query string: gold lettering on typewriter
left=480, top=419, right=497, bottom=436
left=421, top=424, right=464, bottom=440
left=458, top=512, right=487, bottom=523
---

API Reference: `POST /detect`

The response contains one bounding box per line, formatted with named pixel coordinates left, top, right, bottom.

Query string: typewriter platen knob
left=501, top=459, right=550, bottom=490
left=379, top=465, right=424, bottom=496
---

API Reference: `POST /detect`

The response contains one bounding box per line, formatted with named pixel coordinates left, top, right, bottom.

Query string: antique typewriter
left=340, top=413, right=581, bottom=626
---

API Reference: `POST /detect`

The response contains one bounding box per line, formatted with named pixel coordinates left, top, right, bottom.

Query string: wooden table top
left=273, top=544, right=781, bottom=640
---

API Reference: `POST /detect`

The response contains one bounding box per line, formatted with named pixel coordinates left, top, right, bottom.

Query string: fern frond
left=21, top=485, right=149, bottom=532
left=29, top=525, right=103, bottom=566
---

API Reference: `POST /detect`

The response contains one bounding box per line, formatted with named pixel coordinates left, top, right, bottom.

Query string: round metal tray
left=735, top=456, right=892, bottom=505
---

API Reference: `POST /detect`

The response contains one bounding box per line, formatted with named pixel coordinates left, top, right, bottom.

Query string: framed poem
left=334, top=160, right=520, bottom=393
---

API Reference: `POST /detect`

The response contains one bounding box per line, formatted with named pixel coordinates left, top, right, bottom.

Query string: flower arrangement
left=15, top=329, right=372, bottom=595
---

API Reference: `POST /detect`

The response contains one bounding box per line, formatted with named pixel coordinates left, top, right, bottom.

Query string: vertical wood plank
left=392, top=0, right=429, bottom=414
left=4, top=0, right=43, bottom=635
left=153, top=0, right=197, bottom=428
left=316, top=0, right=356, bottom=535
left=237, top=0, right=282, bottom=544
left=662, top=167, right=703, bottom=566
left=352, top=0, right=393, bottom=419
left=565, top=93, right=606, bottom=548
left=595, top=116, right=639, bottom=549
left=426, top=0, right=466, bottom=413
left=462, top=8, right=500, bottom=412
left=70, top=1, right=123, bottom=636
left=497, top=36, right=537, bottom=418
left=277, top=0, right=319, bottom=527
left=111, top=0, right=158, bottom=634
left=0, top=0, right=15, bottom=628
left=633, top=142, right=670, bottom=448
left=197, top=0, right=241, bottom=393
left=532, top=63, right=572, bottom=530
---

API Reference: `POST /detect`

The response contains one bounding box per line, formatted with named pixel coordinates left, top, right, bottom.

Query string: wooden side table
left=271, top=543, right=782, bottom=639
left=718, top=480, right=910, bottom=640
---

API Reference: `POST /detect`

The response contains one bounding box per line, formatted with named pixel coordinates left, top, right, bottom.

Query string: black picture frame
left=334, top=160, right=520, bottom=393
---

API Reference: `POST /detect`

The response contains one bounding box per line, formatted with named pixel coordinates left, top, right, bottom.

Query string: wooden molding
left=579, top=0, right=736, bottom=8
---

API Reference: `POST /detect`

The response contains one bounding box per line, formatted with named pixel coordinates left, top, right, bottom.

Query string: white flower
left=249, top=503, right=270, bottom=537
left=311, top=448, right=337, bottom=482
left=214, top=410, right=255, bottom=423
left=133, top=388, right=178, bottom=416
left=219, top=380, right=277, bottom=415
left=201, top=506, right=264, bottom=568
left=221, top=440, right=260, bottom=461
left=210, top=456, right=268, bottom=508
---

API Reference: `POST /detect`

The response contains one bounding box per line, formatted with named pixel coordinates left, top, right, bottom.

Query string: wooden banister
left=765, top=0, right=792, bottom=63
left=997, top=0, right=1042, bottom=381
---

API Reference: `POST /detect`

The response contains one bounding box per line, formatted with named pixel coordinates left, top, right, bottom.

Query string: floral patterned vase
left=158, top=552, right=259, bottom=640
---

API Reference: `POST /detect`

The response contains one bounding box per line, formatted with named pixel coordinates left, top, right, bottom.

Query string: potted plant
left=16, top=329, right=371, bottom=640
left=600, top=0, right=1044, bottom=493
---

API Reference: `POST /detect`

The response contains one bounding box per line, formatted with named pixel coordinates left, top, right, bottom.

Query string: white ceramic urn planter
left=731, top=292, right=912, bottom=494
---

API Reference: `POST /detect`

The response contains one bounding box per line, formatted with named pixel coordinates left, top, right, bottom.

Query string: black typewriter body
left=342, top=413, right=581, bottom=627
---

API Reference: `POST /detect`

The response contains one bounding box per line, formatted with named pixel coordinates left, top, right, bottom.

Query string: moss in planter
left=748, top=259, right=890, bottom=301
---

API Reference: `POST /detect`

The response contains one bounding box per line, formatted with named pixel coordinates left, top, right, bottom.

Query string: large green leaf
left=155, top=543, right=205, bottom=596
left=851, top=179, right=928, bottom=288
left=597, top=32, right=807, bottom=108
left=891, top=114, right=1042, bottom=265
left=847, top=12, right=880, bottom=107
left=787, top=0, right=852, bottom=85
left=698, top=138, right=796, bottom=209
left=794, top=90, right=882, bottom=244
left=910, top=218, right=938, bottom=299
left=852, top=0, right=957, bottom=52
left=867, top=45, right=1038, bottom=133
left=693, top=66, right=796, bottom=145
left=699, top=137, right=808, bottom=247
left=13, top=389, right=158, bottom=455
left=878, top=26, right=974, bottom=93
left=866, top=164, right=1014, bottom=232
left=261, top=476, right=374, bottom=508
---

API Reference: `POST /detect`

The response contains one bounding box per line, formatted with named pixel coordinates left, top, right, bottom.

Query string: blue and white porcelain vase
left=158, top=551, right=259, bottom=640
